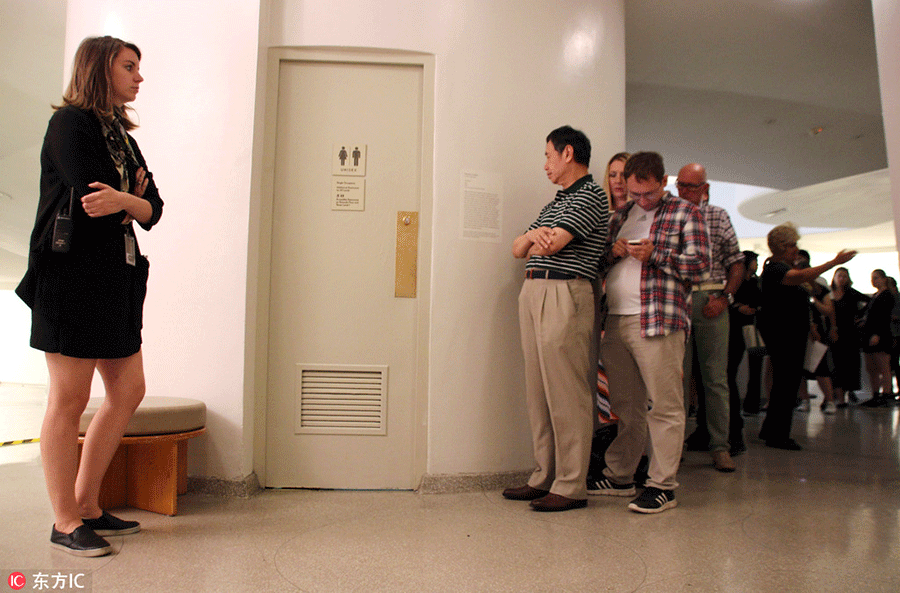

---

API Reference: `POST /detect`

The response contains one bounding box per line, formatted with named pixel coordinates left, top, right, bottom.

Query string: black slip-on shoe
left=765, top=438, right=802, bottom=451
left=51, top=525, right=112, bottom=557
left=83, top=511, right=141, bottom=536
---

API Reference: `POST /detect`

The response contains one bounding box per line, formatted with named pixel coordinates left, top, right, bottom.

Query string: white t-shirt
left=606, top=205, right=657, bottom=315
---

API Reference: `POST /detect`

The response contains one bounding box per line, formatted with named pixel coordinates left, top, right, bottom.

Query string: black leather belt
left=525, top=269, right=580, bottom=280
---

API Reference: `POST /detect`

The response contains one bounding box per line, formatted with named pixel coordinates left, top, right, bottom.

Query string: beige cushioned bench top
left=79, top=396, right=206, bottom=436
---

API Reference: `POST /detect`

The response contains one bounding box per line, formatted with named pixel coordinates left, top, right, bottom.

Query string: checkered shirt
left=600, top=192, right=710, bottom=337
left=699, top=201, right=742, bottom=283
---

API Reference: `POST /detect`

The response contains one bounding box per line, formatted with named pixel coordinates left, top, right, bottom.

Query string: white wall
left=0, top=0, right=66, bottom=385
left=872, top=0, right=900, bottom=265
left=266, top=0, right=626, bottom=476
left=64, top=0, right=261, bottom=479
left=8, top=0, right=625, bottom=486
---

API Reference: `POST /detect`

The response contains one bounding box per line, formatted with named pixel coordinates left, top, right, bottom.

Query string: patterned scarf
left=100, top=118, right=139, bottom=193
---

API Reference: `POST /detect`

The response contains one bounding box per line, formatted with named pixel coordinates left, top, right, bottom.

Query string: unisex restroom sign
left=332, top=143, right=367, bottom=211
left=332, top=144, right=367, bottom=176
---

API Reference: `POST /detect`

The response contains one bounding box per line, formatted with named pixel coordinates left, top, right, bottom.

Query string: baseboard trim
left=417, top=470, right=532, bottom=494
left=187, top=472, right=261, bottom=498
left=186, top=470, right=535, bottom=496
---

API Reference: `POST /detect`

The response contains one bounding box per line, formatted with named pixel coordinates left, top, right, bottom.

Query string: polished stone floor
left=1, top=382, right=899, bottom=592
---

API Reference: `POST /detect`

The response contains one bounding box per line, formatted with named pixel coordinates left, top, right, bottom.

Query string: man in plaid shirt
left=587, top=152, right=709, bottom=513
left=678, top=163, right=745, bottom=473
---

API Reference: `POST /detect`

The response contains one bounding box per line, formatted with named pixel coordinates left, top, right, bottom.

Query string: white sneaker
left=798, top=400, right=811, bottom=412
left=822, top=401, right=837, bottom=414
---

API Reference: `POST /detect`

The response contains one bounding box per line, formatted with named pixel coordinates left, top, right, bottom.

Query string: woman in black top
left=757, top=224, right=854, bottom=450
left=16, top=36, right=163, bottom=556
left=860, top=269, right=895, bottom=406
left=829, top=267, right=870, bottom=406
left=728, top=251, right=764, bottom=417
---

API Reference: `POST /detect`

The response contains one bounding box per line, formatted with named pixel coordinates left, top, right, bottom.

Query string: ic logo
left=7, top=572, right=26, bottom=590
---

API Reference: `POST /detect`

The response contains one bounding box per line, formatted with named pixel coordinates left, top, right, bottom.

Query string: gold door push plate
left=395, top=211, right=418, bottom=298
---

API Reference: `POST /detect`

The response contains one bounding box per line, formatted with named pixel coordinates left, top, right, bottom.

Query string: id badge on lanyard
left=124, top=228, right=136, bottom=266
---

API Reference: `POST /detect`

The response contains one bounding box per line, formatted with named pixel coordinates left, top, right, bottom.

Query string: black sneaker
left=82, top=511, right=140, bottom=536
left=587, top=477, right=636, bottom=497
left=730, top=441, right=747, bottom=456
left=627, top=487, right=677, bottom=514
left=861, top=394, right=890, bottom=407
left=765, top=438, right=802, bottom=451
left=50, top=525, right=112, bottom=557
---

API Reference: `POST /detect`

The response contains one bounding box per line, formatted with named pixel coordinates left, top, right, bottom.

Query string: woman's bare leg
left=875, top=352, right=893, bottom=395
left=42, top=353, right=97, bottom=534
left=75, top=350, right=145, bottom=519
left=834, top=386, right=845, bottom=405
left=865, top=353, right=880, bottom=397
left=816, top=376, right=835, bottom=404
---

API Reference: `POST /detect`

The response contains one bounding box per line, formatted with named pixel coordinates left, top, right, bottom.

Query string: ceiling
left=624, top=0, right=892, bottom=252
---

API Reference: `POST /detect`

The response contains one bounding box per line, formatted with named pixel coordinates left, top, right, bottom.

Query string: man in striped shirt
left=589, top=152, right=710, bottom=513
left=503, top=126, right=609, bottom=512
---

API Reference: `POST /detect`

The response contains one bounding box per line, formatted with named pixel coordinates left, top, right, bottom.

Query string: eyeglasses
left=675, top=180, right=706, bottom=190
left=628, top=183, right=664, bottom=202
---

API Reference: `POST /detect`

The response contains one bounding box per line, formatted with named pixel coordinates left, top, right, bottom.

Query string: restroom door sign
left=332, top=143, right=367, bottom=176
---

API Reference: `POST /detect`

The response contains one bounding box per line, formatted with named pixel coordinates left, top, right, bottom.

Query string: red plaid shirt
left=601, top=193, right=710, bottom=337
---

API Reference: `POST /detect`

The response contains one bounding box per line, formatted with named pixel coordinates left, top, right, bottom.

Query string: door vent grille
left=295, top=365, right=388, bottom=435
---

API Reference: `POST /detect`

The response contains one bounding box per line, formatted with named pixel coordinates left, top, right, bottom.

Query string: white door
left=265, top=51, right=429, bottom=489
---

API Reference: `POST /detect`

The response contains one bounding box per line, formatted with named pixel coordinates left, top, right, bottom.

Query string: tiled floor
left=1, top=383, right=899, bottom=592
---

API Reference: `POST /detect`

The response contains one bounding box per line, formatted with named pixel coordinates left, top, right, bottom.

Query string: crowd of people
left=504, top=125, right=892, bottom=516
left=17, top=44, right=894, bottom=555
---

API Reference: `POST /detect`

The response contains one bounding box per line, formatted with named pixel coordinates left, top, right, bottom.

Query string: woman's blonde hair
left=767, top=222, right=800, bottom=256
left=57, top=36, right=141, bottom=131
left=603, top=152, right=630, bottom=211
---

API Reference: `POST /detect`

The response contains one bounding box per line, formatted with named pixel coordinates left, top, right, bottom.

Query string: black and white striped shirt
left=524, top=175, right=609, bottom=281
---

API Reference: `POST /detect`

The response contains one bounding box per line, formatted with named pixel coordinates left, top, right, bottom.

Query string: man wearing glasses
left=588, top=152, right=709, bottom=513
left=677, top=163, right=745, bottom=473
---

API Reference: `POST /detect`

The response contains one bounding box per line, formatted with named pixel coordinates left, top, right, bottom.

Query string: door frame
left=250, top=47, right=434, bottom=488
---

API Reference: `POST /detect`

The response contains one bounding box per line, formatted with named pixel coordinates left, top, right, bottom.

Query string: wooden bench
left=78, top=396, right=206, bottom=516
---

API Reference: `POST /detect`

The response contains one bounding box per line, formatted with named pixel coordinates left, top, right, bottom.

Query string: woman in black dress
left=16, top=36, right=163, bottom=556
left=757, top=224, right=854, bottom=450
left=861, top=269, right=895, bottom=406
left=829, top=267, right=869, bottom=406
left=728, top=251, right=764, bottom=417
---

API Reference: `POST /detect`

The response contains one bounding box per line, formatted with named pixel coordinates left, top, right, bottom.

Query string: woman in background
left=728, top=250, right=764, bottom=420
left=16, top=36, right=164, bottom=556
left=860, top=269, right=895, bottom=406
left=589, top=152, right=642, bottom=487
left=829, top=267, right=869, bottom=407
left=757, top=224, right=854, bottom=450
left=602, top=152, right=631, bottom=212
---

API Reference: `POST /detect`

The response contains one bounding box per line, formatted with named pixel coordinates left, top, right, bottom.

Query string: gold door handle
left=395, top=211, right=418, bottom=298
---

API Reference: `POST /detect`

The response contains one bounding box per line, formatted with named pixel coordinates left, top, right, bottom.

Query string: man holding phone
left=588, top=152, right=709, bottom=513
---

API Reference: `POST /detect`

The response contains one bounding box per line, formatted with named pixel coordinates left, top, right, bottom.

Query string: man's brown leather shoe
left=502, top=485, right=549, bottom=501
left=530, top=493, right=588, bottom=512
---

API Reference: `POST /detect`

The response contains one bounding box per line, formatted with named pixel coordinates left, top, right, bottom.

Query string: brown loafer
left=712, top=450, right=736, bottom=473
left=530, top=493, right=588, bottom=512
left=502, top=485, right=549, bottom=501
